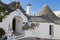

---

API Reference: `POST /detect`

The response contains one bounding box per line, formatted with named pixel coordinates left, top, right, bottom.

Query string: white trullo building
left=0, top=0, right=60, bottom=40
left=54, top=11, right=60, bottom=17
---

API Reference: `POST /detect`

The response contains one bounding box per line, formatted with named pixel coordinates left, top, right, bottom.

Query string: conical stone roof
left=37, top=4, right=59, bottom=21
left=37, top=4, right=55, bottom=16
left=34, top=4, right=60, bottom=24
left=0, top=0, right=12, bottom=12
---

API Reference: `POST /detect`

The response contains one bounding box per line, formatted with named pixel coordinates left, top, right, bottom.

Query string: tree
left=0, top=5, right=9, bottom=22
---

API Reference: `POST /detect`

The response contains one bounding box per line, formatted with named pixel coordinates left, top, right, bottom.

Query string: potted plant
left=22, top=22, right=29, bottom=30
left=0, top=28, right=5, bottom=38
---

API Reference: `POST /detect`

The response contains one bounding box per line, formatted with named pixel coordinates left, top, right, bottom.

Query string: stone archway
left=12, top=16, right=24, bottom=36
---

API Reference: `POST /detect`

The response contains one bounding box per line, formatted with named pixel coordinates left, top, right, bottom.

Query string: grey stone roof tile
left=29, top=4, right=60, bottom=24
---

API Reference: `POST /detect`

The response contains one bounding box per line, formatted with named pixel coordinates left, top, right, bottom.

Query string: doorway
left=12, top=18, right=16, bottom=33
left=12, top=16, right=25, bottom=36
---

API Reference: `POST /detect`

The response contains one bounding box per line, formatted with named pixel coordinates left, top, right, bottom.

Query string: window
left=49, top=25, right=53, bottom=35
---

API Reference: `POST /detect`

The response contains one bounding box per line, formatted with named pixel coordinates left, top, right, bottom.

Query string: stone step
left=15, top=34, right=24, bottom=39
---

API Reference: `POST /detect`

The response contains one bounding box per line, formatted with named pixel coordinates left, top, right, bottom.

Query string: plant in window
left=23, top=22, right=25, bottom=24
left=22, top=22, right=29, bottom=30
left=30, top=23, right=39, bottom=30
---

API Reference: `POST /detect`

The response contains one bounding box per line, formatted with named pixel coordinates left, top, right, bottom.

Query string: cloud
left=1, top=0, right=13, bottom=4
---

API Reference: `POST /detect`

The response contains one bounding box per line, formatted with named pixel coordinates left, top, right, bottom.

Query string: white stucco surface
left=0, top=9, right=28, bottom=34
left=0, top=9, right=60, bottom=39
left=24, top=23, right=60, bottom=39
left=25, top=23, right=51, bottom=38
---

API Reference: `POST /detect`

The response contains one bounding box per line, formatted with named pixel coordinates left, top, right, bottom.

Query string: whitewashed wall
left=0, top=9, right=28, bottom=34
left=53, top=24, right=60, bottom=39
left=0, top=9, right=60, bottom=39
left=25, top=23, right=52, bottom=38
left=24, top=22, right=60, bottom=39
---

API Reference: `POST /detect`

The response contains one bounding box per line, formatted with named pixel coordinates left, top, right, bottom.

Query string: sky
left=1, top=0, right=60, bottom=15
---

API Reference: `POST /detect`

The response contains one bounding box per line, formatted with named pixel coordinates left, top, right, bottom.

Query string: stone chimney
left=16, top=2, right=20, bottom=9
left=26, top=4, right=31, bottom=15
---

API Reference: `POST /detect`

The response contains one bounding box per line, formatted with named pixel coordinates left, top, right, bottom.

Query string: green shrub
left=0, top=28, right=5, bottom=38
